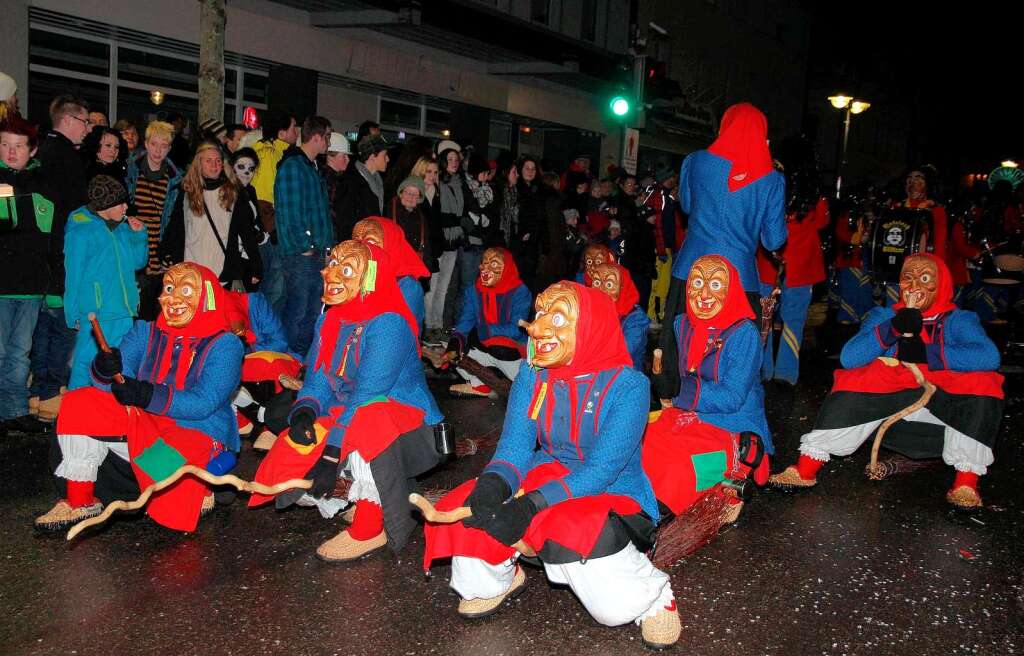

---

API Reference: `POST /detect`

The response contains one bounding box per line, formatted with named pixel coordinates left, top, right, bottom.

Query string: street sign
left=622, top=128, right=639, bottom=175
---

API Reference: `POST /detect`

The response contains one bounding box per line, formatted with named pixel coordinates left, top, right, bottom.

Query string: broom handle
left=409, top=493, right=537, bottom=557
left=866, top=360, right=935, bottom=477
left=88, top=313, right=125, bottom=384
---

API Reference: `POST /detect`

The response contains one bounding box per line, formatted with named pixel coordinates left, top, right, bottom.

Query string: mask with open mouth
left=478, top=247, right=506, bottom=287
left=582, top=244, right=614, bottom=271
left=159, top=263, right=204, bottom=328
left=527, top=282, right=579, bottom=369
left=321, top=240, right=370, bottom=306
left=352, top=217, right=385, bottom=248
left=687, top=255, right=730, bottom=320
left=899, top=255, right=938, bottom=311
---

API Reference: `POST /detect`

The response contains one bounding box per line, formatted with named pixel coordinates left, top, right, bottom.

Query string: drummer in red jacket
left=834, top=207, right=875, bottom=325
left=946, top=215, right=981, bottom=307
left=880, top=166, right=949, bottom=305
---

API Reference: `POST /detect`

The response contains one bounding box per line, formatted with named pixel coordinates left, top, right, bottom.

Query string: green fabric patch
left=0, top=197, right=17, bottom=226
left=133, top=438, right=187, bottom=483
left=362, top=259, right=378, bottom=295
left=205, top=280, right=217, bottom=311
left=71, top=211, right=92, bottom=223
left=32, top=193, right=54, bottom=233
left=690, top=450, right=728, bottom=492
left=358, top=395, right=389, bottom=408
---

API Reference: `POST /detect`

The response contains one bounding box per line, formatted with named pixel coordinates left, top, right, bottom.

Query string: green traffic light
left=610, top=96, right=630, bottom=116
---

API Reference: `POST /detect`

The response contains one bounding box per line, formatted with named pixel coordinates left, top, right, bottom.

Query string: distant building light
left=398, top=131, right=407, bottom=140
left=828, top=94, right=852, bottom=110
left=441, top=129, right=451, bottom=137
left=1001, top=160, right=1019, bottom=168
left=150, top=90, right=165, bottom=106
left=521, top=126, right=532, bottom=134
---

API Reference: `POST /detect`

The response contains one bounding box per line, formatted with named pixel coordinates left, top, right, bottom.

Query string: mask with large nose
left=525, top=282, right=579, bottom=369
left=321, top=240, right=371, bottom=306
left=686, top=255, right=730, bottom=321
left=158, top=263, right=204, bottom=328
left=899, top=255, right=938, bottom=311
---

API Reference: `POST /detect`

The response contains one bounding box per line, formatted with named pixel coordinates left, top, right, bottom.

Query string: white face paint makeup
left=233, top=157, right=257, bottom=186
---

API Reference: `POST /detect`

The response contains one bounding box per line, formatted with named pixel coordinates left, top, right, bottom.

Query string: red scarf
left=708, top=103, right=774, bottom=193
left=224, top=291, right=256, bottom=346
left=530, top=283, right=632, bottom=455
left=684, top=257, right=754, bottom=371
left=154, top=264, right=231, bottom=390
left=314, top=244, right=420, bottom=372
left=605, top=263, right=640, bottom=317
left=476, top=247, right=523, bottom=325
left=361, top=216, right=430, bottom=280
left=892, top=253, right=957, bottom=341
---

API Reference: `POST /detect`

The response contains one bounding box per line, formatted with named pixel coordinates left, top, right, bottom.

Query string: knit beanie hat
left=357, top=134, right=389, bottom=161
left=0, top=72, right=15, bottom=102
left=199, top=118, right=227, bottom=138
left=88, top=175, right=128, bottom=212
left=398, top=176, right=426, bottom=198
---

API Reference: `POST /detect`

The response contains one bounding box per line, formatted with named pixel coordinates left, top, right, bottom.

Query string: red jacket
left=758, top=197, right=829, bottom=287
left=946, top=221, right=980, bottom=286
left=834, top=209, right=863, bottom=270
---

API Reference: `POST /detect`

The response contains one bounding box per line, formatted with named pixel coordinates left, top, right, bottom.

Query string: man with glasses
left=26, top=95, right=92, bottom=428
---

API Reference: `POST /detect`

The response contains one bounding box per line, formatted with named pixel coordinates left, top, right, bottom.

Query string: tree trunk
left=198, top=0, right=226, bottom=127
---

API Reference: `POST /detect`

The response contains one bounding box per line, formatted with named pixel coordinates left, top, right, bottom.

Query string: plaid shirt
left=273, top=153, right=333, bottom=256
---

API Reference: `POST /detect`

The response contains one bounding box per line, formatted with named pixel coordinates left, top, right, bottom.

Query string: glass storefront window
left=29, top=30, right=109, bottom=77
left=27, top=72, right=109, bottom=129
left=119, top=47, right=198, bottom=93
left=380, top=99, right=421, bottom=131
left=243, top=72, right=268, bottom=104
left=425, top=108, right=450, bottom=135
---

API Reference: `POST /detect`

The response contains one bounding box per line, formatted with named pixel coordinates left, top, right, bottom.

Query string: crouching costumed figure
left=352, top=216, right=431, bottom=327
left=37, top=263, right=243, bottom=531
left=421, top=282, right=682, bottom=649
left=644, top=255, right=772, bottom=525
left=249, top=241, right=444, bottom=561
left=770, top=254, right=1003, bottom=509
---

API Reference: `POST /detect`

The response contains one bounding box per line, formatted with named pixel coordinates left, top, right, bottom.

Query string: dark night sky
left=808, top=5, right=1021, bottom=175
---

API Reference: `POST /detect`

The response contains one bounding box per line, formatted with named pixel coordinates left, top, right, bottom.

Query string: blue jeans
left=0, top=297, right=43, bottom=420
left=455, top=246, right=482, bottom=322
left=29, top=306, right=76, bottom=398
left=259, top=241, right=286, bottom=321
left=760, top=283, right=812, bottom=384
left=281, top=252, right=323, bottom=357
left=834, top=267, right=875, bottom=324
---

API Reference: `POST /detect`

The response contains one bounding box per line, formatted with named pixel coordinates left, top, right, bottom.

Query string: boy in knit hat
left=63, top=175, right=148, bottom=389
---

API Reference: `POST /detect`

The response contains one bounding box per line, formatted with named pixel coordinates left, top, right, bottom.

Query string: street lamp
left=829, top=93, right=871, bottom=198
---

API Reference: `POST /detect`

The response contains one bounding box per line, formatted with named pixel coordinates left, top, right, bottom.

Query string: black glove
left=288, top=407, right=317, bottom=446
left=891, top=308, right=923, bottom=336
left=462, top=473, right=511, bottom=529
left=484, top=344, right=522, bottom=362
left=111, top=377, right=154, bottom=408
left=479, top=493, right=541, bottom=547
left=93, top=348, right=123, bottom=379
left=307, top=444, right=341, bottom=499
left=445, top=337, right=462, bottom=359
left=897, top=336, right=927, bottom=364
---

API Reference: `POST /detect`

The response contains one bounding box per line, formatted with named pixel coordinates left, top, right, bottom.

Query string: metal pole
left=835, top=106, right=852, bottom=199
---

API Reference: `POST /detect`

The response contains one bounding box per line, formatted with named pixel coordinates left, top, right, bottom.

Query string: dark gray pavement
left=1, top=345, right=1022, bottom=656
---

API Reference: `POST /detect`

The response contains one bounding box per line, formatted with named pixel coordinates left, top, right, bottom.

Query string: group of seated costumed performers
left=225, top=289, right=302, bottom=452
left=37, top=263, right=243, bottom=530
left=643, top=255, right=771, bottom=525
left=769, top=254, right=1003, bottom=509
left=352, top=215, right=430, bottom=327
left=249, top=240, right=444, bottom=562
left=421, top=281, right=682, bottom=649
left=443, top=247, right=531, bottom=398
left=587, top=261, right=650, bottom=369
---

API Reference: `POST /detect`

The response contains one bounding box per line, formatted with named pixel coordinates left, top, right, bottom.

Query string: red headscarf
left=315, top=243, right=419, bottom=372
left=224, top=291, right=255, bottom=346
left=360, top=216, right=430, bottom=280
left=683, top=256, right=755, bottom=371
left=476, top=247, right=523, bottom=324
left=708, top=102, right=774, bottom=193
left=892, top=253, right=957, bottom=326
left=599, top=263, right=640, bottom=317
left=579, top=244, right=618, bottom=285
left=154, top=263, right=231, bottom=389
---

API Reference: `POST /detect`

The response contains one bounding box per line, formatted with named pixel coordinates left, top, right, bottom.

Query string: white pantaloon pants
left=54, top=434, right=129, bottom=482
left=799, top=406, right=995, bottom=475
left=455, top=348, right=522, bottom=387
left=450, top=544, right=674, bottom=626
left=297, top=450, right=382, bottom=518
left=425, top=251, right=457, bottom=331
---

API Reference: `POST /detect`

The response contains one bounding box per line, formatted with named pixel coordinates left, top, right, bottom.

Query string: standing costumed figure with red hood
left=443, top=246, right=531, bottom=398
left=224, top=289, right=301, bottom=452
left=770, top=254, right=1003, bottom=509
left=352, top=215, right=431, bottom=327
left=249, top=241, right=444, bottom=561
left=660, top=103, right=787, bottom=391
left=645, top=255, right=772, bottom=527
left=421, top=282, right=681, bottom=649
left=588, top=262, right=650, bottom=369
left=36, top=262, right=243, bottom=531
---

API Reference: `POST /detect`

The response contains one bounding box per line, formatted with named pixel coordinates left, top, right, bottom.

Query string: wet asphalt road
left=1, top=336, right=1022, bottom=656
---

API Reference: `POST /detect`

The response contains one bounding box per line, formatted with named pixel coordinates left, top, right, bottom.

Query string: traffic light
left=610, top=96, right=631, bottom=117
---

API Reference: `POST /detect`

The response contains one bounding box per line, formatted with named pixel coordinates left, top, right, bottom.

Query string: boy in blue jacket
left=63, top=175, right=148, bottom=389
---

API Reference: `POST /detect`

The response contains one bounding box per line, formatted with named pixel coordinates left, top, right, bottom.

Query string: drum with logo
left=865, top=207, right=930, bottom=284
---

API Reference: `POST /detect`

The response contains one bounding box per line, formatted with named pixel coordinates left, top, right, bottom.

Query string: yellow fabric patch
left=284, top=421, right=329, bottom=456
left=530, top=382, right=548, bottom=420
left=246, top=350, right=291, bottom=363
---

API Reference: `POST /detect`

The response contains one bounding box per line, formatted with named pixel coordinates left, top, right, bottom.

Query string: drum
left=979, top=237, right=1024, bottom=285
left=866, top=207, right=930, bottom=284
